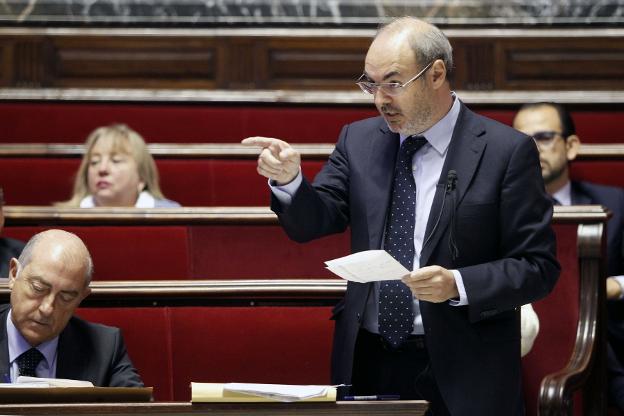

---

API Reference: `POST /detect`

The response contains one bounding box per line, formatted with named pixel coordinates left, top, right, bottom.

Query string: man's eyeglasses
left=532, top=131, right=565, bottom=148
left=356, top=61, right=434, bottom=96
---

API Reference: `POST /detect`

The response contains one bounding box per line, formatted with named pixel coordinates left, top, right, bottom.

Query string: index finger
left=241, top=136, right=283, bottom=149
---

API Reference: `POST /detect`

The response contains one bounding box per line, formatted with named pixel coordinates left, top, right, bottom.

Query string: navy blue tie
left=16, top=348, right=44, bottom=378
left=379, top=135, right=427, bottom=348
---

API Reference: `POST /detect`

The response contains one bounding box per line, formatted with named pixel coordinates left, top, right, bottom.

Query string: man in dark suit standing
left=1, top=229, right=143, bottom=387
left=513, top=101, right=624, bottom=411
left=244, top=17, right=559, bottom=415
left=0, top=188, right=25, bottom=278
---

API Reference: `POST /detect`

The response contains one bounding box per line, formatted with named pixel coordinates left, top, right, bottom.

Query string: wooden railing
left=0, top=143, right=621, bottom=160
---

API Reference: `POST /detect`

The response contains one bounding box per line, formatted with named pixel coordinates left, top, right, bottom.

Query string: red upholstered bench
left=75, top=299, right=336, bottom=401
left=0, top=158, right=326, bottom=206
left=2, top=209, right=351, bottom=280
left=0, top=102, right=621, bottom=143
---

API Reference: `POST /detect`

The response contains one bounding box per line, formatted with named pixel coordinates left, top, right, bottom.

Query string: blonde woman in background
left=57, top=124, right=180, bottom=208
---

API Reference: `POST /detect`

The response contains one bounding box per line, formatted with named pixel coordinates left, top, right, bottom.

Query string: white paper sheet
left=325, top=250, right=410, bottom=282
left=223, top=383, right=331, bottom=402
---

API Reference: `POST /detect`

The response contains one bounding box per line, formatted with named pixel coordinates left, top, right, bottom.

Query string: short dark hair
left=0, top=187, right=4, bottom=205
left=518, top=102, right=576, bottom=138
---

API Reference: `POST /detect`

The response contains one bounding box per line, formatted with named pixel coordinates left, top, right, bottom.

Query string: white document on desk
left=325, top=250, right=410, bottom=283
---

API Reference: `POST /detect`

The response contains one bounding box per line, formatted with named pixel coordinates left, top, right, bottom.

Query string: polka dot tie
left=16, top=348, right=44, bottom=378
left=379, top=135, right=427, bottom=348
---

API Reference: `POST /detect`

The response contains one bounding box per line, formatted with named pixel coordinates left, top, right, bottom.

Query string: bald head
left=8, top=229, right=93, bottom=346
left=18, top=230, right=93, bottom=287
left=373, top=17, right=453, bottom=76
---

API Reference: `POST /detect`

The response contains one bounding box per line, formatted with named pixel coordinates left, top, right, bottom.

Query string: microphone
left=423, top=170, right=458, bottom=251
left=446, top=170, right=458, bottom=193
left=446, top=170, right=459, bottom=261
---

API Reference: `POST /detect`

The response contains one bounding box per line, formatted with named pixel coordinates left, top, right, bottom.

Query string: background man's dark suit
left=272, top=103, right=559, bottom=415
left=0, top=304, right=143, bottom=386
left=0, top=238, right=24, bottom=278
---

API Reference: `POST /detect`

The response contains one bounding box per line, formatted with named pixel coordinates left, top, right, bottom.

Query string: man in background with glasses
left=244, top=17, right=559, bottom=415
left=0, top=187, right=25, bottom=279
left=514, top=102, right=624, bottom=411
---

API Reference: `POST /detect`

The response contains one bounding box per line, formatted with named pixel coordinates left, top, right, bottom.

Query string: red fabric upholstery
left=571, top=161, right=624, bottom=189
left=189, top=225, right=348, bottom=279
left=74, top=305, right=334, bottom=402
left=3, top=226, right=191, bottom=280
left=522, top=223, right=581, bottom=416
left=0, top=102, right=621, bottom=143
left=0, top=159, right=78, bottom=205
left=158, top=160, right=325, bottom=206
left=169, top=306, right=333, bottom=401
left=75, top=307, right=174, bottom=401
left=0, top=159, right=326, bottom=206
left=0, top=103, right=374, bottom=142
left=2, top=224, right=348, bottom=279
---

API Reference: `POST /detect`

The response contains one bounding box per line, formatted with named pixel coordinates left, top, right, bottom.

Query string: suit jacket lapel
left=56, top=319, right=84, bottom=379
left=420, top=103, right=487, bottom=266
left=570, top=182, right=592, bottom=205
left=366, top=124, right=400, bottom=249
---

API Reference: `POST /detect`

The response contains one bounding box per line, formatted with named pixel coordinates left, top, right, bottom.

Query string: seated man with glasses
left=513, top=101, right=624, bottom=412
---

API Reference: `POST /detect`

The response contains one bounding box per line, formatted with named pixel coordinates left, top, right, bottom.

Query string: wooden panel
left=502, top=39, right=624, bottom=90
left=52, top=37, right=217, bottom=88
left=266, top=38, right=366, bottom=89
left=0, top=28, right=621, bottom=91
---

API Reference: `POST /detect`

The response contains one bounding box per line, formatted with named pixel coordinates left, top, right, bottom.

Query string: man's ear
left=430, top=59, right=447, bottom=89
left=7, top=258, right=19, bottom=289
left=565, top=135, right=581, bottom=162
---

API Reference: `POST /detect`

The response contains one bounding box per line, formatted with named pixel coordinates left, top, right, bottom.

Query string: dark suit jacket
left=272, top=103, right=560, bottom=416
left=0, top=237, right=25, bottom=278
left=0, top=304, right=143, bottom=387
left=570, top=181, right=624, bottom=277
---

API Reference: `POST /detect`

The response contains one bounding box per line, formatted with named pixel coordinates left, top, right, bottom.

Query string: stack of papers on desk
left=10, top=376, right=94, bottom=387
left=191, top=382, right=336, bottom=402
left=325, top=250, right=410, bottom=282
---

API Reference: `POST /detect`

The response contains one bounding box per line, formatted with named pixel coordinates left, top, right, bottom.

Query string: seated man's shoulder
left=0, top=237, right=25, bottom=255
left=66, top=315, right=122, bottom=340
left=576, top=180, right=624, bottom=201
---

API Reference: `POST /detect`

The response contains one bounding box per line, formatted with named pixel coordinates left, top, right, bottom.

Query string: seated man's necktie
left=379, top=135, right=428, bottom=348
left=16, top=347, right=44, bottom=378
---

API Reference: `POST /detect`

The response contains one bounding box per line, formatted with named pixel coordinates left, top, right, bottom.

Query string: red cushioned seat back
left=521, top=223, right=582, bottom=415
left=0, top=158, right=326, bottom=206
left=0, top=103, right=620, bottom=143
left=75, top=307, right=174, bottom=401
left=168, top=306, right=334, bottom=401
left=3, top=226, right=191, bottom=280
left=571, top=161, right=624, bottom=189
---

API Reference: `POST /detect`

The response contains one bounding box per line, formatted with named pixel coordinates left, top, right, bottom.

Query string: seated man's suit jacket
left=0, top=304, right=143, bottom=387
left=272, top=103, right=560, bottom=416
left=0, top=237, right=25, bottom=279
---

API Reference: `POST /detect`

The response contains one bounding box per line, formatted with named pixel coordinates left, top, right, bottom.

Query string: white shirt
left=272, top=93, right=468, bottom=335
left=80, top=191, right=157, bottom=208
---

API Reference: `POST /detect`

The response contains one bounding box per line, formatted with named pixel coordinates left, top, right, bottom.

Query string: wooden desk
left=0, top=400, right=428, bottom=416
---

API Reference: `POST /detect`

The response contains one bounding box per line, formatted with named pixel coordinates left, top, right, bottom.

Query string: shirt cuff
left=614, top=276, right=624, bottom=300
left=269, top=170, right=303, bottom=205
left=449, top=269, right=468, bottom=306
